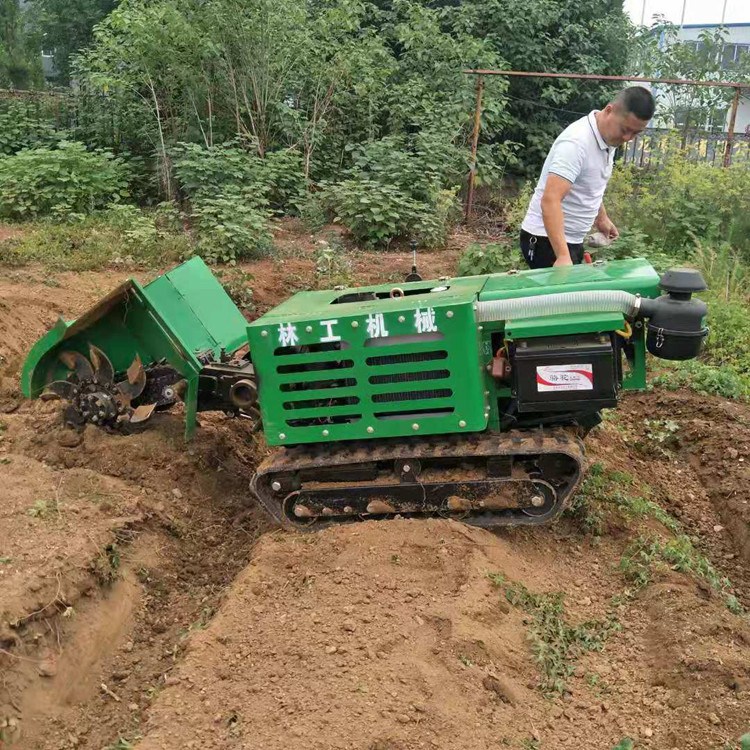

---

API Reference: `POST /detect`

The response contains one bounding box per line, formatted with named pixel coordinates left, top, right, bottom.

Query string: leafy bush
left=259, top=149, right=307, bottom=215
left=299, top=190, right=328, bottom=232
left=190, top=191, right=273, bottom=264
left=171, top=141, right=261, bottom=199
left=0, top=100, right=67, bottom=155
left=171, top=141, right=305, bottom=215
left=606, top=157, right=750, bottom=257
left=0, top=141, right=129, bottom=220
left=324, top=178, right=407, bottom=247
left=457, top=242, right=521, bottom=276
left=652, top=360, right=750, bottom=401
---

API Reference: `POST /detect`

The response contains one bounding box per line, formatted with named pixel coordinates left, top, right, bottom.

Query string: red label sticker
left=536, top=364, right=594, bottom=392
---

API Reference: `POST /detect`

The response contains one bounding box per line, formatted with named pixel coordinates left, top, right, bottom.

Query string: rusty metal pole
left=723, top=87, right=741, bottom=168
left=464, top=75, right=484, bottom=222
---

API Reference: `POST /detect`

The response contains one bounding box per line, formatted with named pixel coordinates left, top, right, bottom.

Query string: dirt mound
left=136, top=516, right=750, bottom=750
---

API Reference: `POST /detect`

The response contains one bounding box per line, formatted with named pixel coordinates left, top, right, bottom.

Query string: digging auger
left=23, top=258, right=708, bottom=530
left=21, top=257, right=259, bottom=438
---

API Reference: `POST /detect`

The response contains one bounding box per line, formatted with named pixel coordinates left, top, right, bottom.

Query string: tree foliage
left=630, top=21, right=750, bottom=133
left=0, top=0, right=44, bottom=88
left=28, top=0, right=118, bottom=85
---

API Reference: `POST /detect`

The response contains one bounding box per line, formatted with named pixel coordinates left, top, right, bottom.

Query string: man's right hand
left=553, top=256, right=574, bottom=267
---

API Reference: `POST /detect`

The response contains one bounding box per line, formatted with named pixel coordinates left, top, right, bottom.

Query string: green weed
left=91, top=542, right=121, bottom=586
left=314, top=239, right=353, bottom=289
left=619, top=534, right=743, bottom=614
left=637, top=419, right=681, bottom=457
left=652, top=360, right=750, bottom=401
left=457, top=241, right=520, bottom=277
left=489, top=574, right=620, bottom=695
left=103, top=738, right=138, bottom=750
left=216, top=268, right=256, bottom=314
left=611, top=740, right=634, bottom=750
left=567, top=463, right=679, bottom=536
left=0, top=214, right=188, bottom=271
left=27, top=498, right=59, bottom=519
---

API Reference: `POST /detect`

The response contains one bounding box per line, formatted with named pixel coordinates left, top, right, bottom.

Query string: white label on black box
left=536, top=364, right=593, bottom=392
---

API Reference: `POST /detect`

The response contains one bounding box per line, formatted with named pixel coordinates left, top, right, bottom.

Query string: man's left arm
left=595, top=204, right=619, bottom=240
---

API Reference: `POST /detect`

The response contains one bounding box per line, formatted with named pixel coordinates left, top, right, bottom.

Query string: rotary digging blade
left=89, top=344, right=115, bottom=386
left=43, top=348, right=158, bottom=430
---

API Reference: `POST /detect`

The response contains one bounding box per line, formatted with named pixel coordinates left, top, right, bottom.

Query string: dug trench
left=1, top=238, right=750, bottom=750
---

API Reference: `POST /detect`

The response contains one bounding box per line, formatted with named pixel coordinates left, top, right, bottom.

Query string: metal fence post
left=464, top=74, right=484, bottom=222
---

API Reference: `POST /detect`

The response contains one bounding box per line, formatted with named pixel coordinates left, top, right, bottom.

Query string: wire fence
left=621, top=127, right=750, bottom=168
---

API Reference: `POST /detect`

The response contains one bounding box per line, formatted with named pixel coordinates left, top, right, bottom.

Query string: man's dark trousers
left=520, top=229, right=584, bottom=269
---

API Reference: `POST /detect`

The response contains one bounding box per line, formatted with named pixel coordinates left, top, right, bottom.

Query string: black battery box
left=512, top=334, right=618, bottom=413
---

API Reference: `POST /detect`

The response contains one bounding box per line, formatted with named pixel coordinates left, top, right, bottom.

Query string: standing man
left=520, top=86, right=655, bottom=268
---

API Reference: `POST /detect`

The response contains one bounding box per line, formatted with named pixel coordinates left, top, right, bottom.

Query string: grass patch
left=488, top=574, right=620, bottom=695
left=619, top=533, right=743, bottom=615
left=568, top=463, right=679, bottom=536
left=0, top=214, right=189, bottom=272
left=652, top=359, right=750, bottom=401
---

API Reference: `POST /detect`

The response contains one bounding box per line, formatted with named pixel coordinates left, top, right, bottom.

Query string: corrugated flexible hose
left=475, top=290, right=640, bottom=323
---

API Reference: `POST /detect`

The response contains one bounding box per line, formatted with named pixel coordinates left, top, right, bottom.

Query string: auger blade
left=130, top=403, right=156, bottom=425
left=89, top=344, right=115, bottom=386
left=116, top=354, right=147, bottom=401
left=41, top=380, right=77, bottom=401
left=59, top=351, right=94, bottom=382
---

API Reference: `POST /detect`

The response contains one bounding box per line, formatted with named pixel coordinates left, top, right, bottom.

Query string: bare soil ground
left=1, top=221, right=749, bottom=750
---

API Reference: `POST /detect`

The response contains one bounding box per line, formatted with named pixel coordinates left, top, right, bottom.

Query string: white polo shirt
left=521, top=111, right=615, bottom=244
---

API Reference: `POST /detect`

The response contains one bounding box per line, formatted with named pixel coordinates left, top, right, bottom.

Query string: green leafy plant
left=652, top=360, right=750, bottom=401
left=91, top=542, right=121, bottom=586
left=216, top=268, right=255, bottom=313
left=489, top=573, right=620, bottom=695
left=567, top=463, right=680, bottom=538
left=457, top=242, right=520, bottom=277
left=0, top=141, right=130, bottom=220
left=636, top=419, right=681, bottom=457
left=314, top=239, right=352, bottom=288
left=27, top=498, right=59, bottom=519
left=0, top=214, right=188, bottom=271
left=620, top=534, right=743, bottom=614
left=323, top=178, right=426, bottom=249
left=0, top=100, right=68, bottom=156
left=190, top=192, right=273, bottom=264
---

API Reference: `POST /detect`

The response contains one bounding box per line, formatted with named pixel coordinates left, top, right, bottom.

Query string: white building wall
left=673, top=23, right=750, bottom=133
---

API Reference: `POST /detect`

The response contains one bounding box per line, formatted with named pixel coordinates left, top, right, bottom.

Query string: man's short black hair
left=615, top=86, right=656, bottom=121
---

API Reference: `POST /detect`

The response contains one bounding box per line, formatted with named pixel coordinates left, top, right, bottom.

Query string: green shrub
left=606, top=157, right=750, bottom=257
left=171, top=141, right=261, bottom=199
left=258, top=148, right=307, bottom=215
left=323, top=178, right=422, bottom=248
left=457, top=242, right=521, bottom=276
left=190, top=191, right=273, bottom=264
left=325, top=135, right=463, bottom=248
left=0, top=141, right=130, bottom=220
left=299, top=190, right=328, bottom=232
left=171, top=141, right=306, bottom=215
left=0, top=100, right=67, bottom=155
